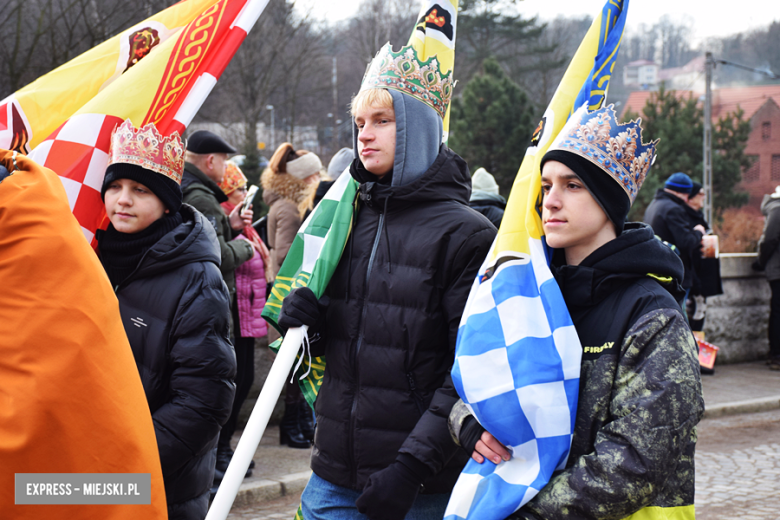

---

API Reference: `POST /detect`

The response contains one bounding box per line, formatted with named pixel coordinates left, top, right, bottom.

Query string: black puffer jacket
left=515, top=223, right=704, bottom=520
left=111, top=205, right=236, bottom=519
left=643, top=189, right=703, bottom=289
left=310, top=146, right=495, bottom=493
left=469, top=192, right=505, bottom=229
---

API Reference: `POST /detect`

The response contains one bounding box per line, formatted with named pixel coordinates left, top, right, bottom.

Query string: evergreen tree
left=712, top=107, right=753, bottom=210
left=625, top=85, right=750, bottom=220
left=449, top=57, right=536, bottom=195
left=456, top=0, right=554, bottom=84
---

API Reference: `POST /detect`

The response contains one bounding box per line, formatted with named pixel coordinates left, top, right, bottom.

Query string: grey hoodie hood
left=353, top=89, right=442, bottom=188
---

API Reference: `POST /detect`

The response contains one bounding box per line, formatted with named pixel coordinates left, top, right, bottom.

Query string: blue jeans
left=301, top=472, right=449, bottom=520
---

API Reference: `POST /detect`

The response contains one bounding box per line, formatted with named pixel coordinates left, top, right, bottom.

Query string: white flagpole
left=206, top=326, right=307, bottom=520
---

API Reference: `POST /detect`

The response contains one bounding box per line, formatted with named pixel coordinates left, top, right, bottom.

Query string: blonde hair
left=350, top=88, right=393, bottom=117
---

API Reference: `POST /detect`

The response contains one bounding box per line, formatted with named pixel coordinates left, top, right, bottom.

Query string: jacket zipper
left=348, top=207, right=385, bottom=488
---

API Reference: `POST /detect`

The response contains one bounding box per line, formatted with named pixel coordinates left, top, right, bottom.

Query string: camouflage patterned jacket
left=515, top=223, right=705, bottom=519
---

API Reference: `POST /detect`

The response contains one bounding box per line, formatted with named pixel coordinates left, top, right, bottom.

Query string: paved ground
left=695, top=409, right=780, bottom=520
left=699, top=359, right=780, bottom=408
left=222, top=361, right=780, bottom=519
left=228, top=493, right=302, bottom=520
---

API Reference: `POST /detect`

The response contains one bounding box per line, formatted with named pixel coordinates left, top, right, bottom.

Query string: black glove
left=355, top=454, right=430, bottom=520
left=752, top=260, right=765, bottom=271
left=459, top=415, right=486, bottom=457
left=278, top=287, right=328, bottom=332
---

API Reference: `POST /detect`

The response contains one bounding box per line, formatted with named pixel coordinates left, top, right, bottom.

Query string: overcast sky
left=296, top=0, right=778, bottom=44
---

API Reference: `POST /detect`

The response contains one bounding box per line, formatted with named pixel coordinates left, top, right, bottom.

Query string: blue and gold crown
left=360, top=43, right=453, bottom=120
left=547, top=104, right=658, bottom=204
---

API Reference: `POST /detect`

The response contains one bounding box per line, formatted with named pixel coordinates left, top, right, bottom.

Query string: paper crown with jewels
left=107, top=119, right=185, bottom=184
left=219, top=161, right=247, bottom=195
left=359, top=43, right=453, bottom=120
left=547, top=104, right=658, bottom=204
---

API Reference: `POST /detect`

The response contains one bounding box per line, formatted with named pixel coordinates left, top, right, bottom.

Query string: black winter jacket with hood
left=105, top=205, right=236, bottom=519
left=309, top=90, right=496, bottom=493
left=516, top=222, right=704, bottom=520
left=643, top=189, right=703, bottom=290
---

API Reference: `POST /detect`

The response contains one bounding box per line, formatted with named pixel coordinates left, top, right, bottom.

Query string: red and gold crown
left=107, top=119, right=185, bottom=184
left=219, top=162, right=247, bottom=195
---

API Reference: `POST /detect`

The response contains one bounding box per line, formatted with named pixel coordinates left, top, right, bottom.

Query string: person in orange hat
left=96, top=120, right=236, bottom=520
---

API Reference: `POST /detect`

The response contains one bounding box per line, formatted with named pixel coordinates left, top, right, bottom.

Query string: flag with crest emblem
left=1, top=0, right=272, bottom=247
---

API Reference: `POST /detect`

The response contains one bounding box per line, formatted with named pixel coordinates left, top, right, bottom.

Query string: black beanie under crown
left=101, top=163, right=182, bottom=213
left=541, top=149, right=631, bottom=235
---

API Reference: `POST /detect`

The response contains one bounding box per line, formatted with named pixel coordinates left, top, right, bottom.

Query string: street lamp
left=266, top=105, right=274, bottom=152
left=327, top=113, right=336, bottom=154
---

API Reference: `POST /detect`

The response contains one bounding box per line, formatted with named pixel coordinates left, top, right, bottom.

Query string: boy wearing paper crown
left=96, top=120, right=236, bottom=520
left=451, top=105, right=704, bottom=519
left=277, top=44, right=495, bottom=519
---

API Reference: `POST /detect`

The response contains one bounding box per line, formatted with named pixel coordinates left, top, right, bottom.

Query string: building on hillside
left=742, top=97, right=780, bottom=207
left=623, top=60, right=659, bottom=90
left=623, top=85, right=780, bottom=210
left=621, top=56, right=709, bottom=92
left=657, top=56, right=707, bottom=92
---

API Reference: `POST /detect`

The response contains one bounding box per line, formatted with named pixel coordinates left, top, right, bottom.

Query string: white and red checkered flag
left=1, top=0, right=270, bottom=246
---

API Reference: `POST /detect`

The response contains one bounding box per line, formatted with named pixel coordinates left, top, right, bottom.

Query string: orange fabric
left=0, top=150, right=167, bottom=518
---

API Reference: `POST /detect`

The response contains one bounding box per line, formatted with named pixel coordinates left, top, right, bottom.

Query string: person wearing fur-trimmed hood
left=262, top=142, right=321, bottom=449
left=262, top=143, right=321, bottom=278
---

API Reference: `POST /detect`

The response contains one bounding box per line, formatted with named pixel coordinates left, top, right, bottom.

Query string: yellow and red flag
left=0, top=0, right=272, bottom=246
left=0, top=150, right=167, bottom=518
left=408, top=0, right=458, bottom=139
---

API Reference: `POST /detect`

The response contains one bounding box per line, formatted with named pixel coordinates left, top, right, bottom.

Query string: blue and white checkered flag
left=446, top=239, right=581, bottom=520
left=445, top=0, right=629, bottom=517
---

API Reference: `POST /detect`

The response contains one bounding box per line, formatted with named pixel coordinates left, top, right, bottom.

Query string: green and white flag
left=261, top=170, right=359, bottom=407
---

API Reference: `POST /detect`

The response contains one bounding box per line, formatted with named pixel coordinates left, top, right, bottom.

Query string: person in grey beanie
left=327, top=147, right=354, bottom=180
left=468, top=167, right=505, bottom=229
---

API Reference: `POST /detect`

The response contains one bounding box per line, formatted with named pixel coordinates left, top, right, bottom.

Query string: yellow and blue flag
left=446, top=1, right=629, bottom=519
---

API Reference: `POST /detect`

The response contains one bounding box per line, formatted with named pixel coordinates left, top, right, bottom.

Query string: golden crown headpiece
left=107, top=119, right=185, bottom=184
left=360, top=43, right=453, bottom=120
left=547, top=104, right=658, bottom=204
